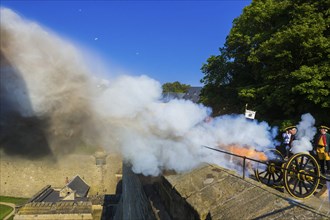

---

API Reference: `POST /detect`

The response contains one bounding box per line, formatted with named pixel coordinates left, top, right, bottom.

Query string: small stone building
left=14, top=175, right=93, bottom=220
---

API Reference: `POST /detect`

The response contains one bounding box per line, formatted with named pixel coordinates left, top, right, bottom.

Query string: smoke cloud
left=291, top=113, right=317, bottom=154
left=0, top=8, right=100, bottom=157
left=0, top=7, right=284, bottom=176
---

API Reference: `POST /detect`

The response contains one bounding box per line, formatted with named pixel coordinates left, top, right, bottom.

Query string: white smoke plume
left=291, top=113, right=317, bottom=154
left=1, top=7, right=277, bottom=176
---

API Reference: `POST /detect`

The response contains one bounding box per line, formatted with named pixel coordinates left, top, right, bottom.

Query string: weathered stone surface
left=164, top=164, right=330, bottom=220
left=0, top=153, right=122, bottom=197
left=113, top=164, right=156, bottom=220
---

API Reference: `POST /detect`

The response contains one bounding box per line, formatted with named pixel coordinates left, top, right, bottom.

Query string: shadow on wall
left=101, top=180, right=122, bottom=220
left=0, top=51, right=53, bottom=159
left=141, top=175, right=201, bottom=220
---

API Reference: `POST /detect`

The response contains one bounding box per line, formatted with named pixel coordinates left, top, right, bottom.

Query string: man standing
left=314, top=125, right=330, bottom=174
left=282, top=125, right=297, bottom=159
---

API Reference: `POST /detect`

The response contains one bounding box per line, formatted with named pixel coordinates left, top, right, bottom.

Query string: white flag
left=245, top=109, right=256, bottom=119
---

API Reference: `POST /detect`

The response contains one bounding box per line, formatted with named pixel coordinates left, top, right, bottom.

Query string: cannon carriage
left=254, top=149, right=327, bottom=199
left=203, top=145, right=329, bottom=199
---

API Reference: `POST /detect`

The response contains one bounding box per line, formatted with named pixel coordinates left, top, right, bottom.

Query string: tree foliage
left=201, top=0, right=330, bottom=124
left=162, top=81, right=190, bottom=93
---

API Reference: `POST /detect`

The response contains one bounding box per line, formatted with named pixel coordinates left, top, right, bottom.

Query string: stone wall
left=113, top=164, right=156, bottom=220
left=15, top=201, right=92, bottom=214
left=116, top=163, right=329, bottom=219
left=0, top=152, right=122, bottom=198
left=14, top=213, right=93, bottom=220
left=153, top=176, right=199, bottom=220
left=159, top=164, right=330, bottom=219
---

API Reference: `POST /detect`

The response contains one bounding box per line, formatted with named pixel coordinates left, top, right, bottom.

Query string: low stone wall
left=15, top=201, right=92, bottom=215
left=154, top=176, right=199, bottom=219
left=103, top=163, right=330, bottom=219
left=0, top=153, right=122, bottom=198
left=158, top=164, right=330, bottom=219
left=14, top=213, right=93, bottom=220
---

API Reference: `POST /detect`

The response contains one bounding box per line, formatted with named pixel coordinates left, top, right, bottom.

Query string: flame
left=227, top=145, right=268, bottom=161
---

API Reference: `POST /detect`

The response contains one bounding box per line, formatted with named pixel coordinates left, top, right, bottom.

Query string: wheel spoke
left=300, top=156, right=306, bottom=168
left=267, top=173, right=271, bottom=184
left=289, top=165, right=297, bottom=178
left=306, top=179, right=315, bottom=185
left=292, top=178, right=299, bottom=192
left=275, top=172, right=281, bottom=178
left=259, top=170, right=267, bottom=176
left=302, top=158, right=311, bottom=169
left=302, top=181, right=310, bottom=192
left=263, top=172, right=269, bottom=180
left=271, top=173, right=276, bottom=182
left=293, top=158, right=298, bottom=167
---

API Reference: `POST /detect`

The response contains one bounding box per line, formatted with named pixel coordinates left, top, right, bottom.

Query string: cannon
left=203, top=146, right=328, bottom=199
left=254, top=149, right=326, bottom=199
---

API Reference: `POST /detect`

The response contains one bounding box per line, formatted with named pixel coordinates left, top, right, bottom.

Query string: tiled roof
left=67, top=175, right=90, bottom=197
left=33, top=188, right=59, bottom=203
left=16, top=175, right=92, bottom=216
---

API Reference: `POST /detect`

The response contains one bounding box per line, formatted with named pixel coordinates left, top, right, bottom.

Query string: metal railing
left=202, top=145, right=330, bottom=182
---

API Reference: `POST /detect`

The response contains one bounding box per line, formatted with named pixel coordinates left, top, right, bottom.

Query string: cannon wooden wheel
left=283, top=153, right=320, bottom=199
left=254, top=149, right=284, bottom=187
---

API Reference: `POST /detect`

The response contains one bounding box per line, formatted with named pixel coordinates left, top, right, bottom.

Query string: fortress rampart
left=0, top=152, right=122, bottom=198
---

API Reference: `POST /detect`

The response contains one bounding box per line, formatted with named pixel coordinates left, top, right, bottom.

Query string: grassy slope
left=0, top=196, right=29, bottom=204
left=0, top=204, right=13, bottom=219
left=0, top=196, right=29, bottom=220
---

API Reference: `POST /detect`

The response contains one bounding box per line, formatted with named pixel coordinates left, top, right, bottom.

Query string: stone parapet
left=156, top=164, right=330, bottom=219
left=16, top=201, right=92, bottom=215
left=113, top=164, right=156, bottom=220
left=14, top=213, right=93, bottom=220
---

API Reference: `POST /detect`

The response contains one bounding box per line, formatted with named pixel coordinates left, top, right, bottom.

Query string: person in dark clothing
left=282, top=125, right=297, bottom=159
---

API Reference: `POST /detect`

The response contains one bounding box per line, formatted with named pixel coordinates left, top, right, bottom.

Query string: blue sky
left=1, top=0, right=251, bottom=86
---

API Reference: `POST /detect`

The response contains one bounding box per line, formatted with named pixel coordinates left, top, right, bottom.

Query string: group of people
left=281, top=125, right=330, bottom=175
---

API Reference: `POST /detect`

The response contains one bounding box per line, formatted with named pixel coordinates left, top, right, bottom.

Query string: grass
left=0, top=196, right=29, bottom=205
left=0, top=196, right=29, bottom=220
left=0, top=204, right=13, bottom=219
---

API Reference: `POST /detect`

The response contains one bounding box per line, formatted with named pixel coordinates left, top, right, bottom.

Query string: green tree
left=162, top=81, right=190, bottom=93
left=201, top=0, right=330, bottom=123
